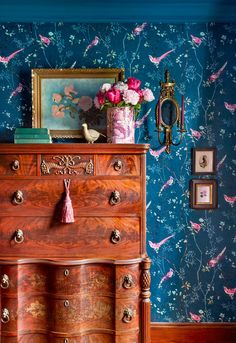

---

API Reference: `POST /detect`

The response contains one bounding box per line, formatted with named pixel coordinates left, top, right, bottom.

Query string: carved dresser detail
left=0, top=144, right=151, bottom=343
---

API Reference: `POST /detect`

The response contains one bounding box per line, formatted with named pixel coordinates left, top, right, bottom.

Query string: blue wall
left=0, top=22, right=235, bottom=322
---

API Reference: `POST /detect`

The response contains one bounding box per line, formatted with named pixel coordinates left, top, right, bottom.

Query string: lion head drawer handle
left=12, top=190, right=24, bottom=205
left=122, top=274, right=133, bottom=289
left=110, top=229, right=121, bottom=244
left=1, top=308, right=10, bottom=324
left=14, top=229, right=24, bottom=244
left=11, top=160, right=20, bottom=171
left=109, top=190, right=121, bottom=206
left=114, top=160, right=123, bottom=171
left=122, top=308, right=134, bottom=323
left=1, top=274, right=10, bottom=289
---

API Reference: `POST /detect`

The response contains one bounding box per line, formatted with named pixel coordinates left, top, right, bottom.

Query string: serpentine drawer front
left=0, top=144, right=151, bottom=343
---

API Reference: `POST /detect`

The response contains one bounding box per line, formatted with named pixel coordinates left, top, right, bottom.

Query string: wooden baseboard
left=151, top=322, right=236, bottom=343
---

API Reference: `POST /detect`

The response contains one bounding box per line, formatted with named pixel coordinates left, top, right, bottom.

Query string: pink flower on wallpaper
left=64, top=84, right=78, bottom=97
left=123, top=89, right=140, bottom=105
left=52, top=93, right=62, bottom=103
left=51, top=104, right=65, bottom=118
left=78, top=96, right=93, bottom=111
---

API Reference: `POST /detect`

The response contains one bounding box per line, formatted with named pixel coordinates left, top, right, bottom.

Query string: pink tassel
left=61, top=179, right=74, bottom=223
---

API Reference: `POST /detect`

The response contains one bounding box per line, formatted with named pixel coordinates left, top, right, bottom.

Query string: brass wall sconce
left=155, top=70, right=186, bottom=154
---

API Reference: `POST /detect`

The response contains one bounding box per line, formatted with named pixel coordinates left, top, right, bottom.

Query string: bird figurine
left=82, top=123, right=106, bottom=144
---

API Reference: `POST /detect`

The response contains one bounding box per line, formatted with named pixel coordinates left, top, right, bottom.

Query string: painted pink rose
left=64, top=84, right=78, bottom=97
left=106, top=88, right=121, bottom=104
left=78, top=96, right=93, bottom=111
left=142, top=88, right=155, bottom=102
left=127, top=77, right=141, bottom=90
left=52, top=93, right=62, bottom=103
left=51, top=104, right=65, bottom=118
left=123, top=89, right=140, bottom=105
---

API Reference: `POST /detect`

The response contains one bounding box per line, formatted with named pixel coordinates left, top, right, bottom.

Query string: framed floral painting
left=32, top=68, right=124, bottom=138
left=192, top=147, right=216, bottom=174
left=190, top=179, right=218, bottom=209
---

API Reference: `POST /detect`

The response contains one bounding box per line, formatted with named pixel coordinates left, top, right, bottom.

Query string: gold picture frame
left=32, top=68, right=124, bottom=138
left=190, top=179, right=218, bottom=209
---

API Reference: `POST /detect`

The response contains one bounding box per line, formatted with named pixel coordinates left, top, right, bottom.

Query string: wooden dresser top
left=0, top=143, right=149, bottom=154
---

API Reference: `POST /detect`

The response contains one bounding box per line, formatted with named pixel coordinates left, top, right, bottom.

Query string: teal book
left=14, top=134, right=51, bottom=139
left=15, top=128, right=49, bottom=134
left=14, top=138, right=52, bottom=144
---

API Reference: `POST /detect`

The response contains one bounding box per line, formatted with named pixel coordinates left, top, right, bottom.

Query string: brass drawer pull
left=64, top=339, right=69, bottom=343
left=1, top=308, right=10, bottom=323
left=11, top=160, right=20, bottom=171
left=1, top=274, right=9, bottom=289
left=109, top=190, right=121, bottom=205
left=12, top=190, right=24, bottom=205
left=14, top=229, right=24, bottom=244
left=123, top=274, right=133, bottom=289
left=122, top=308, right=134, bottom=323
left=110, top=229, right=121, bottom=244
left=64, top=300, right=70, bottom=307
left=114, top=160, right=122, bottom=171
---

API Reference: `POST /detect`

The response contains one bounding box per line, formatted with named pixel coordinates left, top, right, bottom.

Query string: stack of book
left=14, top=128, right=52, bottom=144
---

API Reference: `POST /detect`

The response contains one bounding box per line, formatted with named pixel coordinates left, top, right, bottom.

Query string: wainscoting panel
left=151, top=323, right=236, bottom=343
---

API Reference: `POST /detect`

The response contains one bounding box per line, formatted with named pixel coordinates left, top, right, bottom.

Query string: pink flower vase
left=107, top=107, right=135, bottom=143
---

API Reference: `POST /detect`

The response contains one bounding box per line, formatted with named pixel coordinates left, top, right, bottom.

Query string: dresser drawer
left=96, top=154, right=140, bottom=176
left=1, top=295, right=50, bottom=333
left=0, top=179, right=141, bottom=216
left=50, top=263, right=140, bottom=297
left=40, top=154, right=94, bottom=176
left=0, top=264, right=48, bottom=295
left=51, top=296, right=113, bottom=332
left=1, top=333, right=139, bottom=343
left=0, top=154, right=36, bottom=176
left=0, top=217, right=140, bottom=258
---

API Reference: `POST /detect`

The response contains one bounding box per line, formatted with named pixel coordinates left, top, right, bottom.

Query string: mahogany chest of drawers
left=0, top=143, right=151, bottom=343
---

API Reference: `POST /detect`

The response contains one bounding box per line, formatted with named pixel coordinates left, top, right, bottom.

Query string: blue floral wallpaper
left=0, top=22, right=235, bottom=323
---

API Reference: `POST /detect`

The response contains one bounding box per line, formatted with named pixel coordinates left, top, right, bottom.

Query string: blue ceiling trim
left=0, top=0, right=236, bottom=23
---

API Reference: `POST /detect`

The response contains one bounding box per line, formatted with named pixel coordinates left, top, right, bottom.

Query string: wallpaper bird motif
left=0, top=22, right=235, bottom=322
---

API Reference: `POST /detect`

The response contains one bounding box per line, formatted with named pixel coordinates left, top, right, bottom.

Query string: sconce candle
left=181, top=95, right=184, bottom=127
left=155, top=70, right=187, bottom=154
left=157, top=98, right=161, bottom=128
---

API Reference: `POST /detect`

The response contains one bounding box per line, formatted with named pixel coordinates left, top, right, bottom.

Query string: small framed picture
left=190, top=179, right=218, bottom=209
left=192, top=147, right=216, bottom=174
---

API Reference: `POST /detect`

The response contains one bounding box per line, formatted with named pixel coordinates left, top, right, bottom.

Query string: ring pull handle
left=1, top=274, right=10, bottom=289
left=12, top=190, right=24, bottom=205
left=109, top=190, right=121, bottom=206
left=114, top=160, right=123, bottom=171
left=64, top=339, right=69, bottom=343
left=64, top=300, right=70, bottom=307
left=14, top=229, right=24, bottom=244
left=122, top=274, right=133, bottom=289
left=1, top=308, right=10, bottom=323
left=122, top=308, right=134, bottom=323
left=110, top=229, right=121, bottom=244
left=11, top=160, right=20, bottom=171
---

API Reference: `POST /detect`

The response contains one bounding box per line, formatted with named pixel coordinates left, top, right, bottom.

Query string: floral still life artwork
left=94, top=77, right=155, bottom=143
left=42, top=78, right=109, bottom=136
left=32, top=69, right=124, bottom=138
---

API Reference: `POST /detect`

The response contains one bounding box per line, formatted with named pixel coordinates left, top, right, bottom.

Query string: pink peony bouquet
left=94, top=77, right=155, bottom=116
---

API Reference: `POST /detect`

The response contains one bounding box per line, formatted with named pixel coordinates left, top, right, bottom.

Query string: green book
left=14, top=134, right=51, bottom=139
left=14, top=138, right=52, bottom=144
left=15, top=128, right=49, bottom=134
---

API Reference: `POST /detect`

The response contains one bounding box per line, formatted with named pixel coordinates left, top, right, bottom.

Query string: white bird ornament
left=82, top=123, right=106, bottom=144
